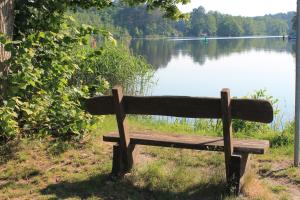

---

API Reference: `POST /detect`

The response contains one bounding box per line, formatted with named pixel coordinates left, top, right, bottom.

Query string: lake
left=130, top=37, right=295, bottom=122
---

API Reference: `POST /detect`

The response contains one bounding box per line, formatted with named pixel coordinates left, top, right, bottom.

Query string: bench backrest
left=85, top=86, right=273, bottom=177
left=85, top=87, right=273, bottom=123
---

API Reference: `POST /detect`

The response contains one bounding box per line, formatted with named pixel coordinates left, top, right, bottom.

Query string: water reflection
left=130, top=37, right=295, bottom=121
left=130, top=38, right=294, bottom=68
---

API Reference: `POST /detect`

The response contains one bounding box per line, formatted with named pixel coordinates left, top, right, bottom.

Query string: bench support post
left=221, top=89, right=234, bottom=183
left=111, top=144, right=136, bottom=175
left=222, top=89, right=249, bottom=196
left=228, top=153, right=250, bottom=195
left=111, top=86, right=134, bottom=176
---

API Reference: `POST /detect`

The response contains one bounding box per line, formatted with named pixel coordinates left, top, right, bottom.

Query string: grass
left=0, top=116, right=299, bottom=199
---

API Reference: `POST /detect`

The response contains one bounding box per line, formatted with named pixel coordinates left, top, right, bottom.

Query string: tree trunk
left=0, top=0, right=14, bottom=96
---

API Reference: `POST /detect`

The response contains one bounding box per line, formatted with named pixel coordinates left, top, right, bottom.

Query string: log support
left=227, top=153, right=250, bottom=195
left=111, top=86, right=135, bottom=176
left=111, top=143, right=137, bottom=176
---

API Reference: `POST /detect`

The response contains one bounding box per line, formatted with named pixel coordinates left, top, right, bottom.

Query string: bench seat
left=103, top=131, right=269, bottom=155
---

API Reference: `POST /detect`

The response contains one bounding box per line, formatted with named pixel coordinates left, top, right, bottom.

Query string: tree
left=217, top=16, right=243, bottom=37
left=243, top=19, right=256, bottom=35
left=205, top=13, right=217, bottom=36
left=190, top=6, right=206, bottom=36
left=0, top=0, right=14, bottom=95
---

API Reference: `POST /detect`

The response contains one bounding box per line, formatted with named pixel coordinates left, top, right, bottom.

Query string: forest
left=73, top=4, right=295, bottom=38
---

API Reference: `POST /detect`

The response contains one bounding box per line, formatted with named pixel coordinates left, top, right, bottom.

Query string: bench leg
left=111, top=144, right=136, bottom=176
left=227, top=153, right=249, bottom=195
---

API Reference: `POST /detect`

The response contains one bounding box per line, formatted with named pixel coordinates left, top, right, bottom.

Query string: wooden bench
left=85, top=86, right=273, bottom=195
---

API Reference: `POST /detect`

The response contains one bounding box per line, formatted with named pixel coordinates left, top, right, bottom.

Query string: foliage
left=269, top=120, right=294, bottom=147
left=1, top=24, right=99, bottom=140
left=85, top=5, right=294, bottom=38
left=2, top=0, right=189, bottom=141
left=69, top=8, right=131, bottom=40
left=114, top=5, right=181, bottom=37
left=13, top=0, right=108, bottom=39
left=0, top=20, right=152, bottom=141
left=13, top=0, right=188, bottom=40
left=123, top=0, right=190, bottom=20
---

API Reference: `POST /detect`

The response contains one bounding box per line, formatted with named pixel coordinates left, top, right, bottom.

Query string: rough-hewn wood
left=111, top=144, right=136, bottom=176
left=112, top=86, right=130, bottom=149
left=221, top=89, right=233, bottom=182
left=125, top=96, right=221, bottom=118
left=85, top=96, right=114, bottom=115
left=228, top=153, right=250, bottom=195
left=103, top=132, right=269, bottom=155
left=85, top=96, right=273, bottom=123
left=228, top=155, right=242, bottom=195
left=231, top=99, right=273, bottom=123
left=112, top=86, right=132, bottom=173
left=111, top=145, right=122, bottom=175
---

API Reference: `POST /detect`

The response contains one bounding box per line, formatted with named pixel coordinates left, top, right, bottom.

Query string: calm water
left=130, top=37, right=295, bottom=122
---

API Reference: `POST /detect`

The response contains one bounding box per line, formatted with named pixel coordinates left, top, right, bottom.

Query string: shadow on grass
left=0, top=141, right=19, bottom=165
left=41, top=173, right=228, bottom=200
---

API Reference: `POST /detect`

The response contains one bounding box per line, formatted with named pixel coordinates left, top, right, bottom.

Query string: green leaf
left=38, top=32, right=46, bottom=39
left=22, top=108, right=33, bottom=115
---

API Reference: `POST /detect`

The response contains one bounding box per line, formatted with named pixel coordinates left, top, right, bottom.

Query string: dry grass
left=242, top=169, right=274, bottom=199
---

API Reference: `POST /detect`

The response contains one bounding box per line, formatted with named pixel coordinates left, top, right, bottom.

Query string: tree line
left=74, top=4, right=295, bottom=38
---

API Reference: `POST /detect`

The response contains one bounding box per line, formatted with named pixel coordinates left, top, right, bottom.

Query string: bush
left=0, top=22, right=152, bottom=141
left=269, top=120, right=294, bottom=147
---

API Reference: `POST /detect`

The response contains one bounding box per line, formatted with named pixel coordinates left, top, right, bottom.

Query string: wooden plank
left=112, top=86, right=130, bottom=149
left=85, top=95, right=273, bottom=123
left=103, top=132, right=269, bottom=155
left=221, top=89, right=233, bottom=182
left=111, top=144, right=122, bottom=175
left=85, top=96, right=220, bottom=117
left=231, top=99, right=273, bottom=123
left=228, top=155, right=242, bottom=195
left=125, top=96, right=221, bottom=118
left=112, top=86, right=133, bottom=173
left=85, top=96, right=114, bottom=115
left=228, top=153, right=250, bottom=195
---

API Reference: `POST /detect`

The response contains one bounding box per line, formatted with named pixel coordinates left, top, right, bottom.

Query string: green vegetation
left=75, top=4, right=295, bottom=38
left=0, top=88, right=297, bottom=199
left=1, top=0, right=177, bottom=141
left=69, top=8, right=131, bottom=40
left=0, top=1, right=299, bottom=199
left=0, top=115, right=298, bottom=199
left=0, top=28, right=151, bottom=141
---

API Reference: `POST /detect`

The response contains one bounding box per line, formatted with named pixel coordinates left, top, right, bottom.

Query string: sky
left=178, top=0, right=296, bottom=16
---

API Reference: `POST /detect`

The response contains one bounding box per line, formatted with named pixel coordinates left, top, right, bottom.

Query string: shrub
left=0, top=22, right=151, bottom=141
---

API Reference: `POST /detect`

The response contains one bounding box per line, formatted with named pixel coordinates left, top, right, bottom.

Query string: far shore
left=131, top=35, right=288, bottom=40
